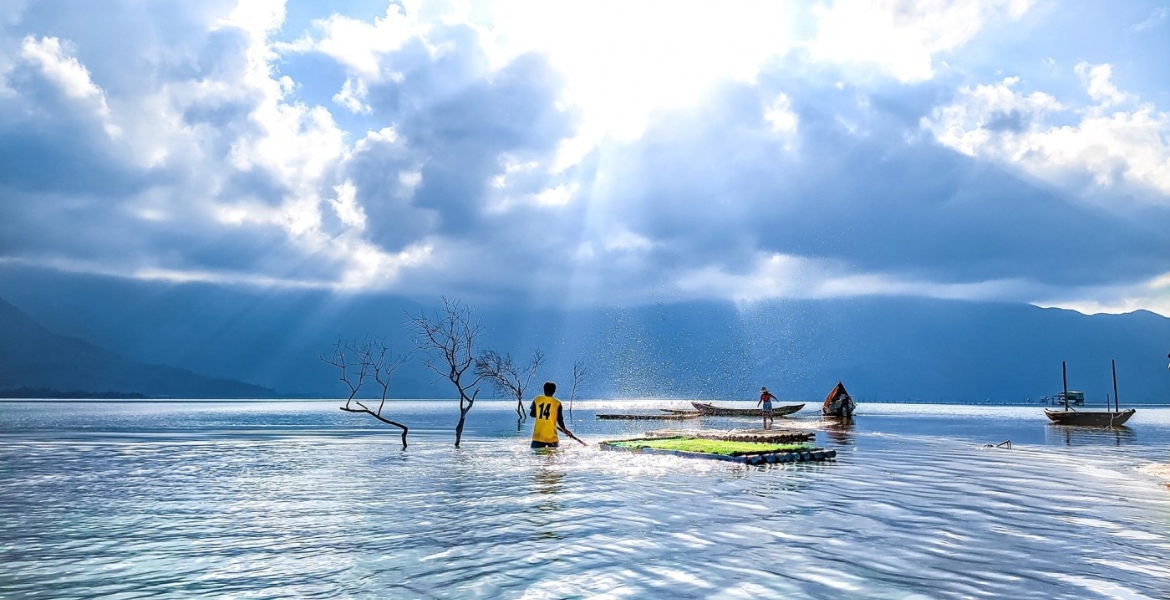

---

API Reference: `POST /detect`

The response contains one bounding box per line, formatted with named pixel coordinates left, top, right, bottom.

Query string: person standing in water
left=530, top=381, right=582, bottom=448
left=757, top=386, right=778, bottom=430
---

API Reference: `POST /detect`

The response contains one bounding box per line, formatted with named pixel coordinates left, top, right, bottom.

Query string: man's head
left=761, top=387, right=768, bottom=392
left=544, top=381, right=556, bottom=395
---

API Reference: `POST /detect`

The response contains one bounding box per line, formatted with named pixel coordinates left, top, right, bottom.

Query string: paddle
left=564, top=430, right=588, bottom=446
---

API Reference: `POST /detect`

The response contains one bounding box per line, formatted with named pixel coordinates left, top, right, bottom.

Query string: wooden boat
left=822, top=382, right=856, bottom=417
left=690, top=402, right=804, bottom=417
left=1044, top=408, right=1135, bottom=426
left=596, top=412, right=701, bottom=421
left=1043, top=359, right=1135, bottom=427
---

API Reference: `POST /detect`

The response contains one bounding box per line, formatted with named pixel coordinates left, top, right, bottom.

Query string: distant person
left=529, top=381, right=580, bottom=448
left=757, top=386, right=777, bottom=430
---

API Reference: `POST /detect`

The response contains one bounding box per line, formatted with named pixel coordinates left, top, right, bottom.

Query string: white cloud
left=764, top=92, right=798, bottom=135
left=926, top=76, right=1062, bottom=155
left=1076, top=62, right=1126, bottom=107
left=334, top=239, right=435, bottom=291
left=675, top=252, right=1048, bottom=304
left=807, top=0, right=1034, bottom=83
left=1134, top=7, right=1168, bottom=32
left=19, top=35, right=119, bottom=136
left=20, top=36, right=103, bottom=102
left=329, top=181, right=367, bottom=229
left=333, top=77, right=371, bottom=114
left=925, top=68, right=1170, bottom=199
left=287, top=2, right=422, bottom=78
left=534, top=184, right=574, bottom=206
left=603, top=229, right=655, bottom=253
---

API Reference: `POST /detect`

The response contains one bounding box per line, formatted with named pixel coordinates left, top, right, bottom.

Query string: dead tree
left=320, top=336, right=370, bottom=409
left=405, top=297, right=483, bottom=448
left=321, top=336, right=411, bottom=450
left=569, top=358, right=588, bottom=417
left=476, top=349, right=544, bottom=421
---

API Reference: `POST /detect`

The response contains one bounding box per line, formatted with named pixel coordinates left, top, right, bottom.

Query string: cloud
left=675, top=252, right=1053, bottom=304
left=278, top=1, right=423, bottom=79
left=1134, top=6, right=1168, bottom=32
left=0, top=0, right=1167, bottom=318
left=925, top=66, right=1170, bottom=200
left=807, top=0, right=1034, bottom=83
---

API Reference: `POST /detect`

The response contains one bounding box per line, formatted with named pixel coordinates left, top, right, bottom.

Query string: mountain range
left=0, top=296, right=277, bottom=398
left=1, top=266, right=1168, bottom=403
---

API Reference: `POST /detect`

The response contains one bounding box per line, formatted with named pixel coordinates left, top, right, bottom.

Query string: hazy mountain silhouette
left=0, top=296, right=278, bottom=398
left=1, top=267, right=1168, bottom=403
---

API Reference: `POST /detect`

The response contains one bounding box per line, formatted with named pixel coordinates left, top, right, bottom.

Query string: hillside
left=0, top=297, right=279, bottom=398
left=1, top=268, right=1168, bottom=402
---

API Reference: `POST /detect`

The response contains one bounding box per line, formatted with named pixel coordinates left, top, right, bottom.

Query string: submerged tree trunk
left=455, top=405, right=470, bottom=448
left=341, top=403, right=409, bottom=449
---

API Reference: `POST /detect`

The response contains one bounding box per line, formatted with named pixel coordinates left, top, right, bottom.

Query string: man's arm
left=556, top=404, right=570, bottom=433
left=556, top=404, right=587, bottom=445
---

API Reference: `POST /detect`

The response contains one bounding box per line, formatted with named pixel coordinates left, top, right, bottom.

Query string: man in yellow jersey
left=529, top=381, right=579, bottom=448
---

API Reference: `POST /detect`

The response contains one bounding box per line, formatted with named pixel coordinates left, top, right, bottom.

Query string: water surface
left=3, top=400, right=1169, bottom=599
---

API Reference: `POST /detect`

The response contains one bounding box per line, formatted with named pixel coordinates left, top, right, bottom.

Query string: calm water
left=3, top=400, right=1170, bottom=599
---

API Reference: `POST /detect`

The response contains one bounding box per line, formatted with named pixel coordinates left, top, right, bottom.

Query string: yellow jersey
left=531, top=395, right=561, bottom=444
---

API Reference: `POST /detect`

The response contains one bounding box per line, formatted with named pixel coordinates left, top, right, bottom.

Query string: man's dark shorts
left=531, top=440, right=559, bottom=448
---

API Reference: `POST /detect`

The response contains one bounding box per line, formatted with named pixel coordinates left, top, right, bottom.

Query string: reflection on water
left=531, top=451, right=566, bottom=541
left=1047, top=424, right=1136, bottom=447
left=2, top=400, right=1170, bottom=599
left=823, top=416, right=855, bottom=446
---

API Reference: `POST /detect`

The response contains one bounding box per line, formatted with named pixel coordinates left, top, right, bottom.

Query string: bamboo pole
left=1112, top=359, right=1119, bottom=412
left=1062, top=361, right=1069, bottom=411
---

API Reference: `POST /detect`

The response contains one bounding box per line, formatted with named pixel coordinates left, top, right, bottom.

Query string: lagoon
left=2, top=400, right=1170, bottom=599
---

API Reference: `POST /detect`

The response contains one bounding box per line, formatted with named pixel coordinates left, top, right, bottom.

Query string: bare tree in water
left=405, top=297, right=483, bottom=448
left=321, top=336, right=411, bottom=449
left=476, top=349, right=544, bottom=423
left=569, top=358, right=588, bottom=417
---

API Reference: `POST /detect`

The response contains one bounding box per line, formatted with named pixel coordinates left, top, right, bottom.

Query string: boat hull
left=596, top=412, right=700, bottom=421
left=1044, top=409, right=1135, bottom=426
left=690, top=402, right=804, bottom=417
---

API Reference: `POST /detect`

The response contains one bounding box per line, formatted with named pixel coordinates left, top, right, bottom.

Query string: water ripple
left=3, top=401, right=1170, bottom=598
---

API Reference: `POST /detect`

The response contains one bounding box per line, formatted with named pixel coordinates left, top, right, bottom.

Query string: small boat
left=1044, top=408, right=1135, bottom=426
left=1044, top=360, right=1135, bottom=427
left=690, top=402, right=804, bottom=417
left=822, top=382, right=856, bottom=417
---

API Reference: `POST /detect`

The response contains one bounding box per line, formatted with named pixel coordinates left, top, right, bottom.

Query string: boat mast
left=1112, top=359, right=1119, bottom=413
left=1062, top=361, right=1068, bottom=411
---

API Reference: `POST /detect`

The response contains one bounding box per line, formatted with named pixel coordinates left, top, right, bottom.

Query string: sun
left=481, top=0, right=799, bottom=146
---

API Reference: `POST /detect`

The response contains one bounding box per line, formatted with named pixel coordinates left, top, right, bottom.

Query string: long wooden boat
left=690, top=402, right=804, bottom=417
left=1044, top=409, right=1135, bottom=426
left=596, top=412, right=701, bottom=420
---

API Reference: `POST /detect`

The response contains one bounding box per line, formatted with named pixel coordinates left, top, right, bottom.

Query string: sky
left=0, top=0, right=1168, bottom=315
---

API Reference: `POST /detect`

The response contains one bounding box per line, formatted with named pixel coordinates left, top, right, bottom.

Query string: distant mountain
left=1, top=266, right=1168, bottom=403
left=0, top=296, right=278, bottom=398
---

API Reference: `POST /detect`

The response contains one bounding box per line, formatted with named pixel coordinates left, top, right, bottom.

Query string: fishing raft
left=601, top=436, right=835, bottom=464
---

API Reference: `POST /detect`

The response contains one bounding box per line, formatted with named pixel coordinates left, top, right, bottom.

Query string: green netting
left=607, top=437, right=812, bottom=456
